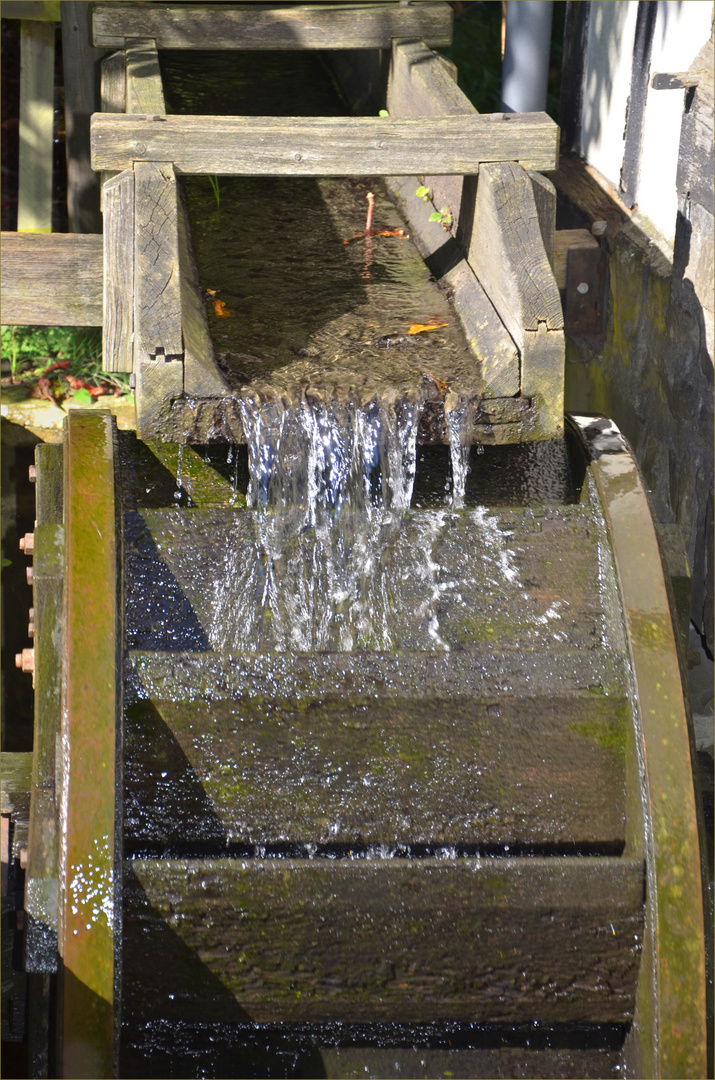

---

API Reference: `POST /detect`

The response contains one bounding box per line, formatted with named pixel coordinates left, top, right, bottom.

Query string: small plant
left=378, top=109, right=389, bottom=117
left=415, top=185, right=431, bottom=201
left=429, top=206, right=453, bottom=230
left=0, top=325, right=133, bottom=404
left=208, top=174, right=220, bottom=209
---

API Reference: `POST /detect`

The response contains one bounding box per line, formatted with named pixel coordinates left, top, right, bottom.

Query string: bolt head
left=28, top=465, right=37, bottom=482
left=26, top=566, right=34, bottom=585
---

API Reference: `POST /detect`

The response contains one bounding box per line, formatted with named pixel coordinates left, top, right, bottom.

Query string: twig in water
left=365, top=191, right=375, bottom=235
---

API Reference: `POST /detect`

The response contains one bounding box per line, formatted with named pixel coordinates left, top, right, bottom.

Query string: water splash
left=445, top=396, right=471, bottom=509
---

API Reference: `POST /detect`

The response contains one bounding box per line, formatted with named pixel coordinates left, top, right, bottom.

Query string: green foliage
left=378, top=109, right=389, bottom=117
left=208, top=174, right=220, bottom=209
left=429, top=206, right=453, bottom=230
left=415, top=185, right=431, bottom=201
left=0, top=325, right=132, bottom=399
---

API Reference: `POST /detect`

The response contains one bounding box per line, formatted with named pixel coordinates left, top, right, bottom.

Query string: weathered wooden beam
left=469, top=163, right=564, bottom=437
left=133, top=161, right=184, bottom=436
left=125, top=690, right=628, bottom=849
left=92, top=2, right=454, bottom=50
left=387, top=176, right=519, bottom=397
left=125, top=38, right=166, bottom=114
left=0, top=232, right=103, bottom=325
left=386, top=39, right=474, bottom=234
left=59, top=411, right=120, bottom=1078
left=124, top=857, right=644, bottom=1024
left=99, top=49, right=127, bottom=201
left=17, top=19, right=55, bottom=232
left=102, top=169, right=134, bottom=373
left=24, top=444, right=63, bottom=975
left=90, top=112, right=561, bottom=176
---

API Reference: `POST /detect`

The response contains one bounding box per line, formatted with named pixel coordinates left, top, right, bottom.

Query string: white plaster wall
left=579, top=0, right=713, bottom=245
left=638, top=1, right=713, bottom=242
left=580, top=1, right=638, bottom=185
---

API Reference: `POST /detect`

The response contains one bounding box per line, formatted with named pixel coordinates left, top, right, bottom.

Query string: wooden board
left=387, top=175, right=519, bottom=397
left=17, top=20, right=54, bottom=232
left=468, top=163, right=564, bottom=437
left=123, top=690, right=628, bottom=850
left=0, top=232, right=103, bottom=325
left=60, top=412, right=120, bottom=1077
left=176, top=179, right=227, bottom=397
left=125, top=38, right=166, bottom=115
left=123, top=856, right=644, bottom=1024
left=90, top=113, right=561, bottom=176
left=386, top=39, right=475, bottom=235
left=92, top=2, right=454, bottom=50
left=99, top=49, right=127, bottom=200
left=103, top=169, right=134, bottom=373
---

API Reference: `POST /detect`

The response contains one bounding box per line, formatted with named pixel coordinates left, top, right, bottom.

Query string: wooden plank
left=103, top=169, right=134, bottom=373
left=386, top=39, right=475, bottom=234
left=580, top=426, right=708, bottom=1078
left=527, top=169, right=557, bottom=268
left=176, top=180, right=227, bottom=397
left=133, top=160, right=184, bottom=436
left=90, top=112, right=561, bottom=176
left=92, top=2, right=454, bottom=50
left=0, top=232, right=103, bottom=325
left=61, top=2, right=103, bottom=233
left=124, top=690, right=628, bottom=850
left=125, top=38, right=166, bottom=115
left=123, top=857, right=644, bottom=1024
left=387, top=175, right=519, bottom=398
left=553, top=228, right=599, bottom=291
left=1, top=753, right=32, bottom=819
left=17, top=19, right=54, bottom=232
left=469, top=163, right=564, bottom=437
left=59, top=412, right=120, bottom=1079
left=100, top=50, right=127, bottom=202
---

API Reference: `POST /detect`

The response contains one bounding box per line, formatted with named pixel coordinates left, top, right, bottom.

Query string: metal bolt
left=15, top=649, right=34, bottom=674
left=577, top=282, right=590, bottom=294
left=28, top=465, right=37, bottom=482
left=591, top=220, right=607, bottom=237
left=26, top=566, right=34, bottom=585
left=29, top=607, right=34, bottom=620
left=19, top=846, right=27, bottom=870
left=28, top=621, right=35, bottom=639
left=19, top=532, right=34, bottom=553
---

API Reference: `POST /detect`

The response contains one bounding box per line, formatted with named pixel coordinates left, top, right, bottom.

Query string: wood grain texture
left=100, top=49, right=127, bottom=199
left=527, top=169, right=557, bottom=268
left=521, top=323, right=565, bottom=438
left=387, top=39, right=475, bottom=233
left=17, top=20, right=54, bottom=231
left=469, top=163, right=563, bottom=338
left=123, top=857, right=644, bottom=1024
left=0, top=232, right=103, bottom=325
left=103, top=169, right=134, bottom=373
left=176, top=179, right=227, bottom=397
left=124, top=690, right=628, bottom=849
left=90, top=112, right=560, bottom=175
left=92, top=2, right=454, bottom=50
left=387, top=175, right=518, bottom=397
left=125, top=38, right=166, bottom=115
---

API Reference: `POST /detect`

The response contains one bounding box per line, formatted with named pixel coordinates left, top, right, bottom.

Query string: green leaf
left=378, top=109, right=389, bottom=117
left=415, top=185, right=431, bottom=200
left=428, top=211, right=442, bottom=221
left=72, top=388, right=92, bottom=406
left=1, top=557, right=12, bottom=571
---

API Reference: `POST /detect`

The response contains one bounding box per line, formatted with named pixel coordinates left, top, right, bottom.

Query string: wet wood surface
left=92, top=1, right=454, bottom=50
left=0, top=232, right=103, bottom=325
left=123, top=856, right=644, bottom=1024
left=90, top=113, right=560, bottom=176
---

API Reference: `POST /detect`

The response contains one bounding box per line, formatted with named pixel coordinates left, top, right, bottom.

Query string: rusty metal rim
left=568, top=413, right=706, bottom=1079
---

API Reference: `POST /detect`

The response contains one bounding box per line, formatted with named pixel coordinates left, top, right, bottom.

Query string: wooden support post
left=99, top=50, right=127, bottom=205
left=125, top=38, right=166, bottom=114
left=25, top=444, right=63, bottom=977
left=133, top=161, right=184, bottom=436
left=59, top=411, right=120, bottom=1079
left=102, top=169, right=134, bottom=372
left=469, top=163, right=565, bottom=437
left=17, top=19, right=55, bottom=232
left=61, top=2, right=103, bottom=233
